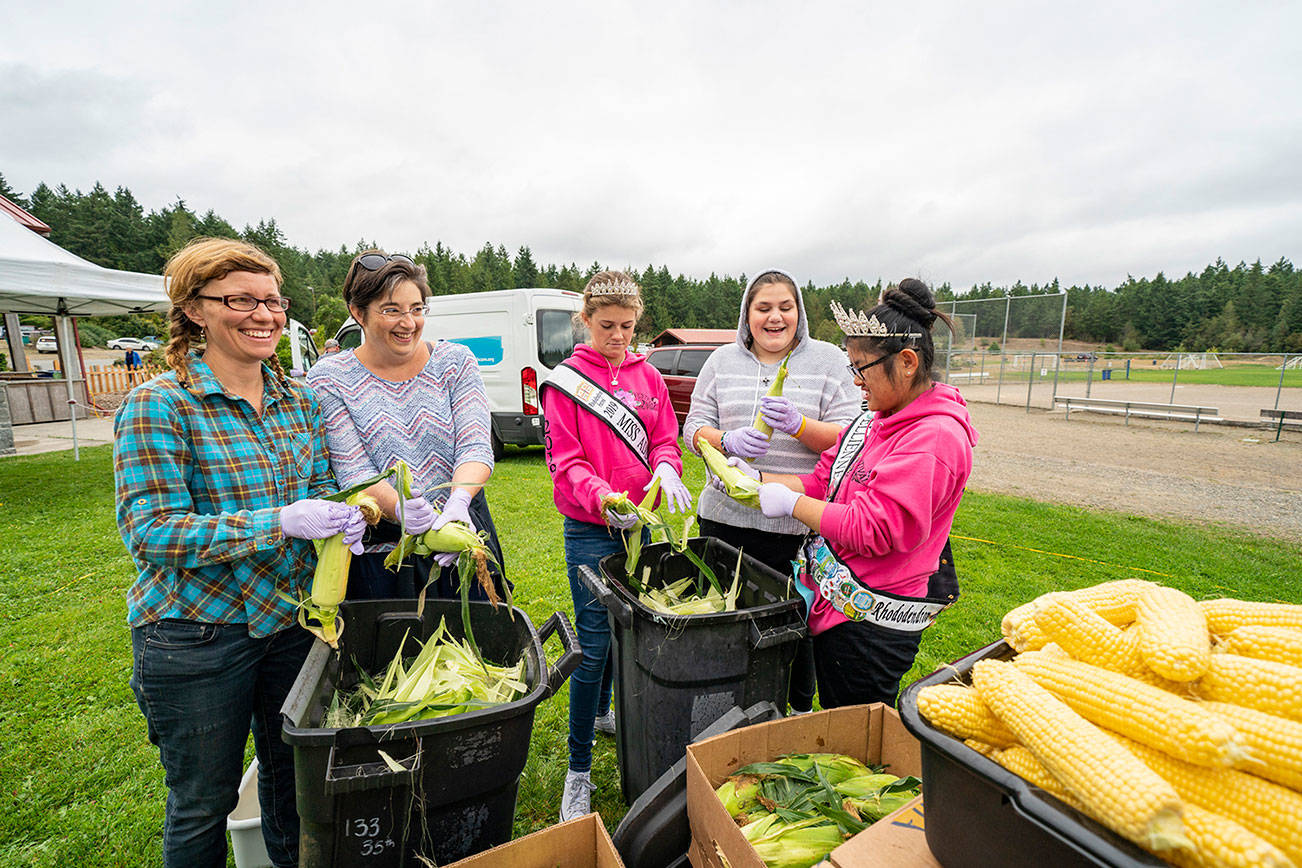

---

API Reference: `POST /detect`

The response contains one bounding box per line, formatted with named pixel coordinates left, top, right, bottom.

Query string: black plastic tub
left=581, top=536, right=806, bottom=804
left=281, top=599, right=580, bottom=868
left=898, top=640, right=1166, bottom=868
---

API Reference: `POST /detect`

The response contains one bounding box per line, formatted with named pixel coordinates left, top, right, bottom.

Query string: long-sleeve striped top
left=306, top=342, right=494, bottom=508
left=113, top=359, right=336, bottom=637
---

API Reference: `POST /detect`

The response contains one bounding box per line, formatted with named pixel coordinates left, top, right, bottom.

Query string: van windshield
left=537, top=309, right=580, bottom=369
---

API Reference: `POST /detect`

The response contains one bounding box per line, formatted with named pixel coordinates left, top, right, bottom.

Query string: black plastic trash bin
left=580, top=536, right=806, bottom=804
left=281, top=599, right=580, bottom=868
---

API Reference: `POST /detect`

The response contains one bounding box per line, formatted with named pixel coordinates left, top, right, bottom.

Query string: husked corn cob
left=1201, top=701, right=1302, bottom=792
left=1135, top=586, right=1212, bottom=682
left=1196, top=654, right=1302, bottom=722
left=997, top=743, right=1294, bottom=868
left=1001, top=579, right=1154, bottom=652
left=970, top=658, right=1190, bottom=853
left=963, top=738, right=1000, bottom=758
left=1013, top=652, right=1245, bottom=768
left=1215, top=625, right=1302, bottom=668
left=1202, top=598, right=1302, bottom=635
left=916, top=683, right=1018, bottom=749
left=1033, top=594, right=1177, bottom=689
left=1115, top=733, right=1302, bottom=866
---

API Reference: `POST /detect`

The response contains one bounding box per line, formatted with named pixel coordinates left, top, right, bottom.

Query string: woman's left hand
left=758, top=482, right=801, bottom=518
left=760, top=396, right=805, bottom=436
left=430, top=488, right=476, bottom=533
left=399, top=489, right=437, bottom=536
left=648, top=463, right=692, bottom=513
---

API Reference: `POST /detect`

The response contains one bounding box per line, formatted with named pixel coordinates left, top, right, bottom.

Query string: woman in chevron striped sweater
left=307, top=251, right=507, bottom=599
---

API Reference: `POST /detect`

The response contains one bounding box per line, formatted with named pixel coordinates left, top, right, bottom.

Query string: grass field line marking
left=950, top=534, right=1178, bottom=578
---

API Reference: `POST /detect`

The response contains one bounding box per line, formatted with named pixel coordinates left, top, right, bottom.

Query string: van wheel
left=491, top=431, right=504, bottom=462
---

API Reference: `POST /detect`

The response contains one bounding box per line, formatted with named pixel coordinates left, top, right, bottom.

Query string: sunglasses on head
left=355, top=253, right=416, bottom=271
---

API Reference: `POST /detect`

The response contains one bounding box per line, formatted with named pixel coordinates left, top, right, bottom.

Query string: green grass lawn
left=957, top=362, right=1302, bottom=389
left=1, top=444, right=1298, bottom=866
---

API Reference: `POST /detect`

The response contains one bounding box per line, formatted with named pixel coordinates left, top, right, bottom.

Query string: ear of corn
left=915, top=683, right=1018, bottom=749
left=1001, top=579, right=1155, bottom=652
left=969, top=658, right=1191, bottom=853
left=1113, top=732, right=1302, bottom=866
left=289, top=490, right=383, bottom=648
left=1012, top=651, right=1246, bottom=768
left=1201, top=598, right=1302, bottom=634
left=1196, top=653, right=1302, bottom=722
left=1200, top=701, right=1302, bottom=792
left=752, top=350, right=792, bottom=438
left=698, top=438, right=761, bottom=508
left=1135, top=586, right=1212, bottom=682
left=1215, top=625, right=1302, bottom=667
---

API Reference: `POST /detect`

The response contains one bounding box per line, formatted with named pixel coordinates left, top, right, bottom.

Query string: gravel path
left=965, top=401, right=1302, bottom=544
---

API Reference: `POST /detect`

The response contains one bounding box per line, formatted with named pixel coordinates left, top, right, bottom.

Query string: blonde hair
left=163, top=237, right=286, bottom=390
left=580, top=269, right=644, bottom=321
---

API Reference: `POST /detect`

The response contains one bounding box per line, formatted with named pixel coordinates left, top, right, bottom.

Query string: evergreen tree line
left=3, top=173, right=1299, bottom=353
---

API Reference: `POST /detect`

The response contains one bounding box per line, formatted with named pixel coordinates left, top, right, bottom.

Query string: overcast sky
left=2, top=1, right=1299, bottom=291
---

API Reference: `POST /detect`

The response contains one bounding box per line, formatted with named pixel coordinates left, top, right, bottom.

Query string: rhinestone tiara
left=586, top=278, right=640, bottom=298
left=830, top=301, right=922, bottom=339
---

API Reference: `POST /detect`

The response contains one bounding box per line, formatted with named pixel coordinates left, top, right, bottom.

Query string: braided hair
left=161, top=237, right=288, bottom=394
left=847, top=278, right=955, bottom=387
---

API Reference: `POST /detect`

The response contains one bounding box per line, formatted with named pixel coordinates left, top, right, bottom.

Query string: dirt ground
left=965, top=400, right=1302, bottom=544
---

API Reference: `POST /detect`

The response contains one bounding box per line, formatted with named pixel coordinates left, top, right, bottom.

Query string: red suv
left=645, top=344, right=721, bottom=428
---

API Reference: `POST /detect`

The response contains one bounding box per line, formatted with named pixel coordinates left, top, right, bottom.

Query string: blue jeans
left=130, top=621, right=312, bottom=868
left=563, top=517, right=646, bottom=773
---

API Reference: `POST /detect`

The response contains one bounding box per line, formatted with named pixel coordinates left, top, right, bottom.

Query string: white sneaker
left=788, top=706, right=812, bottom=716
left=560, top=770, right=596, bottom=821
left=594, top=710, right=616, bottom=735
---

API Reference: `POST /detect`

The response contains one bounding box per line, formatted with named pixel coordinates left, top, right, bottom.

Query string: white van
left=331, top=288, right=584, bottom=458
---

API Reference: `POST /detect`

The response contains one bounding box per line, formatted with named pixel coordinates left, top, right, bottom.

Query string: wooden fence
left=85, top=366, right=164, bottom=400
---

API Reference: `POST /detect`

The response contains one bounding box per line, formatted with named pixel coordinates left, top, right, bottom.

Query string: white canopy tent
left=0, top=210, right=167, bottom=457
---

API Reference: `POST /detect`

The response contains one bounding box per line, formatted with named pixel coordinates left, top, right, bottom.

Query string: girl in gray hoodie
left=684, top=269, right=860, bottom=711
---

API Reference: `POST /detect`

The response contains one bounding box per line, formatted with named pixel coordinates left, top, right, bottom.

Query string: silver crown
left=829, top=301, right=922, bottom=339
left=586, top=278, right=640, bottom=298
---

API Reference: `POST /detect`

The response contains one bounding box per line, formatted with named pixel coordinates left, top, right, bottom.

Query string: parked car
left=644, top=343, right=724, bottom=428
left=35, top=335, right=58, bottom=353
left=107, top=336, right=160, bottom=351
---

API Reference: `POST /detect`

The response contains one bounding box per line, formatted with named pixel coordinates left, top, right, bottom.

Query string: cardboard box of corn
left=686, top=704, right=939, bottom=868
left=899, top=580, right=1302, bottom=868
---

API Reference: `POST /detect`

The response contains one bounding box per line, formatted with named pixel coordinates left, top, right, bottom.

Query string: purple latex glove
left=760, top=396, right=805, bottom=436
left=399, top=488, right=437, bottom=536
left=433, top=550, right=459, bottom=569
left=280, top=499, right=359, bottom=540
left=430, top=488, right=475, bottom=533
left=708, top=455, right=760, bottom=494
left=342, top=508, right=368, bottom=555
left=603, top=504, right=639, bottom=530
left=648, top=463, right=692, bottom=513
left=720, top=426, right=770, bottom=459
left=758, top=482, right=801, bottom=518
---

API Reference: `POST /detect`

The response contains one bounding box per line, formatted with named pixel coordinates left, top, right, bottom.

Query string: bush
left=78, top=321, right=114, bottom=348
left=0, top=351, right=7, bottom=372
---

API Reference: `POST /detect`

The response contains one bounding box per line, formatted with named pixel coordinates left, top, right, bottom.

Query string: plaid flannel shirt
left=114, top=359, right=336, bottom=637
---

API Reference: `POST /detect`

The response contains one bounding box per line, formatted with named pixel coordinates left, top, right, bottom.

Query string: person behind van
left=540, top=270, right=691, bottom=821
left=728, top=280, right=978, bottom=708
left=306, top=250, right=507, bottom=599
left=114, top=238, right=365, bottom=868
left=683, top=269, right=860, bottom=714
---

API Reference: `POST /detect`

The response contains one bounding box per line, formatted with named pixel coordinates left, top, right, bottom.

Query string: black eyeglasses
left=196, top=294, right=291, bottom=312
left=355, top=253, right=416, bottom=271
left=846, top=352, right=895, bottom=380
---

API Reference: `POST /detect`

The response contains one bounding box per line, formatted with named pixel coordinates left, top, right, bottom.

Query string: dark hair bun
left=882, top=278, right=938, bottom=329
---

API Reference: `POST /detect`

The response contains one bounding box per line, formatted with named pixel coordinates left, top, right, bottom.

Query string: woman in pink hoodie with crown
left=540, top=270, right=691, bottom=821
left=720, top=278, right=978, bottom=710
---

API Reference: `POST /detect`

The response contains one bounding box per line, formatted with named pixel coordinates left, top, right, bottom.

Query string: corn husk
left=699, top=438, right=761, bottom=508
left=752, top=350, right=793, bottom=438
left=324, top=616, right=526, bottom=727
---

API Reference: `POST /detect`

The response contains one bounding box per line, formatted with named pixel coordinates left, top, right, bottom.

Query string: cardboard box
left=444, top=813, right=624, bottom=868
left=686, top=704, right=938, bottom=868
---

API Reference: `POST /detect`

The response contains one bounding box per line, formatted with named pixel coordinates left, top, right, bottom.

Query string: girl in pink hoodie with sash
left=719, top=279, right=978, bottom=708
left=540, top=270, right=691, bottom=821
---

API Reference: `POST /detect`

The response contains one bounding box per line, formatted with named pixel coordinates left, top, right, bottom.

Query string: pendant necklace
left=606, top=353, right=623, bottom=386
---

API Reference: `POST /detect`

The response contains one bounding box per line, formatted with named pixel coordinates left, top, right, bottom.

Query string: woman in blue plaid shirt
left=113, top=238, right=365, bottom=868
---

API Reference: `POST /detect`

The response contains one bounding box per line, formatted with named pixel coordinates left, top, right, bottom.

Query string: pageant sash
left=540, top=363, right=651, bottom=470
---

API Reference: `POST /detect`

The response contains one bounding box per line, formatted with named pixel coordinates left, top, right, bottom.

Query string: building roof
left=648, top=328, right=736, bottom=347
left=0, top=195, right=51, bottom=236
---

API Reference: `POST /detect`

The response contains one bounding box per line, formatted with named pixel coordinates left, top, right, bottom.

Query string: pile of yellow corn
left=917, top=581, right=1302, bottom=868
